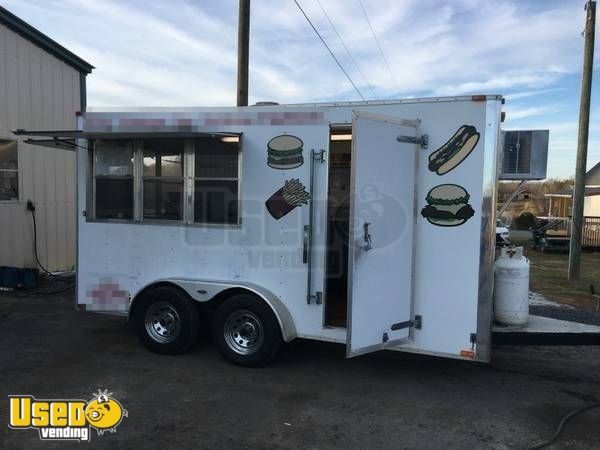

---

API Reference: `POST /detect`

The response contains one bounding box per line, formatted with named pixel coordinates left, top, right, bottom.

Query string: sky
left=2, top=0, right=599, bottom=179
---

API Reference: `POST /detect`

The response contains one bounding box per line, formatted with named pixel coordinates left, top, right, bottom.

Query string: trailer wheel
left=212, top=294, right=283, bottom=367
left=133, top=286, right=199, bottom=354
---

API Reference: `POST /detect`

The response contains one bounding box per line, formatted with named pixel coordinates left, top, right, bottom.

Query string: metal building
left=0, top=6, right=93, bottom=272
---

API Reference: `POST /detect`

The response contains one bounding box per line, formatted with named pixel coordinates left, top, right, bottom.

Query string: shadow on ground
left=1, top=292, right=599, bottom=449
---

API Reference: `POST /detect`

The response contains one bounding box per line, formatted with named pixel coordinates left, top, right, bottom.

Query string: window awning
left=22, top=138, right=81, bottom=151
left=13, top=129, right=242, bottom=151
left=13, top=129, right=241, bottom=139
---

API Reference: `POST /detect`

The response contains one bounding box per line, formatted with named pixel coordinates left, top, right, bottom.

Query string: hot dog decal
left=428, top=125, right=480, bottom=175
left=265, top=178, right=310, bottom=220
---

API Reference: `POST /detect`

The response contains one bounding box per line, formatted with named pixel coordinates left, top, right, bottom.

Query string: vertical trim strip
left=475, top=100, right=502, bottom=362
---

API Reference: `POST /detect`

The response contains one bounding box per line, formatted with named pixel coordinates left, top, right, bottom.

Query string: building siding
left=584, top=196, right=600, bottom=217
left=0, top=23, right=79, bottom=271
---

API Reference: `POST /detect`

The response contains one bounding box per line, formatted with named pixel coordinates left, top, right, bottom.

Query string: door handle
left=363, top=222, right=372, bottom=251
left=303, top=225, right=310, bottom=263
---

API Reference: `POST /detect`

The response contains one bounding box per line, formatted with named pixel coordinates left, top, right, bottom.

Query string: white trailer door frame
left=346, top=111, right=421, bottom=357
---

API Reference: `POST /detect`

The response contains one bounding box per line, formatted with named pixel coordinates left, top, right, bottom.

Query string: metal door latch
left=396, top=134, right=429, bottom=149
left=363, top=222, right=372, bottom=251
left=390, top=315, right=423, bottom=331
left=308, top=291, right=322, bottom=305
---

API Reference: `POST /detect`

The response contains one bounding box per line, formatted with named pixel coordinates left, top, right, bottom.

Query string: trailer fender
left=131, top=279, right=297, bottom=343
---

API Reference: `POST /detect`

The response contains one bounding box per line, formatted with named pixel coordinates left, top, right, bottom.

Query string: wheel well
left=205, top=287, right=264, bottom=309
left=129, top=281, right=192, bottom=320
left=129, top=283, right=292, bottom=341
left=130, top=284, right=267, bottom=319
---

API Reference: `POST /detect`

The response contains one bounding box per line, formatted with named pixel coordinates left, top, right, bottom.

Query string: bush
left=514, top=212, right=536, bottom=230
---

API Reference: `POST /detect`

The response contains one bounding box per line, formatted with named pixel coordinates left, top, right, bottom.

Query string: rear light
left=460, top=349, right=475, bottom=359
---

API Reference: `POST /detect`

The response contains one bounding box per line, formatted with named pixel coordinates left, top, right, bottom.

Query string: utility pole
left=236, top=0, right=250, bottom=106
left=569, top=0, right=596, bottom=281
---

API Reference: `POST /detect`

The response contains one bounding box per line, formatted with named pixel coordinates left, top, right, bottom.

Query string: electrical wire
left=314, top=0, right=377, bottom=99
left=30, top=207, right=55, bottom=277
left=357, top=0, right=400, bottom=92
left=292, top=0, right=366, bottom=100
left=529, top=402, right=600, bottom=449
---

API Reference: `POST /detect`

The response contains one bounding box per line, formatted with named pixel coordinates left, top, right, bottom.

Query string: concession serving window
left=13, top=130, right=242, bottom=226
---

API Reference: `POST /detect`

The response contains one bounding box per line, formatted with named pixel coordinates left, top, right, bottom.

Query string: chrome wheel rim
left=144, top=301, right=181, bottom=343
left=224, top=310, right=264, bottom=355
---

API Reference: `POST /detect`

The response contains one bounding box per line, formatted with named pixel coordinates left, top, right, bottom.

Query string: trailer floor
left=1, top=291, right=599, bottom=449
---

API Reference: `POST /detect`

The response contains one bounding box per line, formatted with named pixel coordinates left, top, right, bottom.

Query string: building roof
left=545, top=186, right=600, bottom=198
left=586, top=160, right=600, bottom=185
left=0, top=5, right=94, bottom=75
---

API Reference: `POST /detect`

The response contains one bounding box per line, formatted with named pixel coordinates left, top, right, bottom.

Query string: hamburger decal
left=428, top=125, right=479, bottom=175
left=421, top=184, right=474, bottom=227
left=267, top=134, right=304, bottom=169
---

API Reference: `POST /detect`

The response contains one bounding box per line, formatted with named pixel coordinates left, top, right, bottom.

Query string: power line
left=357, top=0, right=400, bottom=92
left=315, top=0, right=377, bottom=99
left=293, top=0, right=365, bottom=100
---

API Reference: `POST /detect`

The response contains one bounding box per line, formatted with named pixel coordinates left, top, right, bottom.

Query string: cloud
left=1, top=0, right=598, bottom=178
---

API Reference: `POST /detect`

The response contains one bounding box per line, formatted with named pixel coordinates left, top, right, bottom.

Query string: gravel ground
left=1, top=289, right=599, bottom=449
left=530, top=305, right=600, bottom=326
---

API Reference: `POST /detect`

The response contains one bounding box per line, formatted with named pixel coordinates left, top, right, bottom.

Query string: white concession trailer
left=18, top=96, right=504, bottom=366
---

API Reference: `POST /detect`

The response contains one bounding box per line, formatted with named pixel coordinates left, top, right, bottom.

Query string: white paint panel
left=347, top=113, right=417, bottom=356
left=76, top=99, right=500, bottom=360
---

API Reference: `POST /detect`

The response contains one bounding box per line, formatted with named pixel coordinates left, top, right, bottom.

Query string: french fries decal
left=265, top=178, right=310, bottom=220
left=428, top=125, right=480, bottom=175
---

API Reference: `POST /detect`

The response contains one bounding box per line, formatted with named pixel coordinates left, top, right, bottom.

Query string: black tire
left=212, top=294, right=283, bottom=367
left=133, top=286, right=199, bottom=355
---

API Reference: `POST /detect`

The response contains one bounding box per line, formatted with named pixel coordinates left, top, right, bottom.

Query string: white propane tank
left=494, top=246, right=530, bottom=326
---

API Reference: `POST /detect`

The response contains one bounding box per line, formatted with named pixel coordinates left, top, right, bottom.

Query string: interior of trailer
left=324, top=128, right=352, bottom=327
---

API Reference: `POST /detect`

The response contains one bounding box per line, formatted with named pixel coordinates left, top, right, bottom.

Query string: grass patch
left=511, top=235, right=600, bottom=310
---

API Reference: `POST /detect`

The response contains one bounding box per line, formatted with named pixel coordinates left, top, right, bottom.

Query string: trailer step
left=493, top=315, right=600, bottom=346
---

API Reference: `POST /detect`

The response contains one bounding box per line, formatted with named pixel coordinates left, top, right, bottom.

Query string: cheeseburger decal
left=428, top=125, right=480, bottom=175
left=267, top=134, right=304, bottom=169
left=421, top=184, right=475, bottom=227
left=265, top=178, right=310, bottom=220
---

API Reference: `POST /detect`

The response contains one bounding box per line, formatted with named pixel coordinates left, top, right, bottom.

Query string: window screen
left=194, top=137, right=240, bottom=224
left=143, top=139, right=184, bottom=221
left=0, top=139, right=18, bottom=201
left=95, top=140, right=133, bottom=219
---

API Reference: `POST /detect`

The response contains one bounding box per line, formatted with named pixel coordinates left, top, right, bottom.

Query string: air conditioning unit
left=499, top=130, right=549, bottom=180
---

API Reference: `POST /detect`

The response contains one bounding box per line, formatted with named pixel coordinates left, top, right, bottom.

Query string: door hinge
left=308, top=291, right=322, bottom=305
left=313, top=149, right=325, bottom=163
left=396, top=134, right=428, bottom=149
left=390, top=315, right=422, bottom=331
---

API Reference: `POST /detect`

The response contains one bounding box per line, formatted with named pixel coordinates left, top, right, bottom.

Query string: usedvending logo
left=8, top=389, right=127, bottom=442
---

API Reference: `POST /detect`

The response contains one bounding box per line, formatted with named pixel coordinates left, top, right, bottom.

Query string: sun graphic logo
left=85, top=389, right=128, bottom=436
left=8, top=389, right=128, bottom=442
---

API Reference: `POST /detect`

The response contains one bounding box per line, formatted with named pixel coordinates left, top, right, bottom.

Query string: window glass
left=0, top=139, right=18, bottom=201
left=193, top=137, right=240, bottom=224
left=194, top=180, right=238, bottom=224
left=194, top=138, right=238, bottom=178
left=142, top=139, right=184, bottom=221
left=143, top=139, right=184, bottom=177
left=95, top=179, right=133, bottom=220
left=94, top=140, right=133, bottom=219
left=143, top=180, right=183, bottom=220
left=95, top=140, right=133, bottom=176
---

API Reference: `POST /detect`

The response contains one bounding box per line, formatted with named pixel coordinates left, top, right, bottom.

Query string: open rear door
left=347, top=111, right=420, bottom=357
